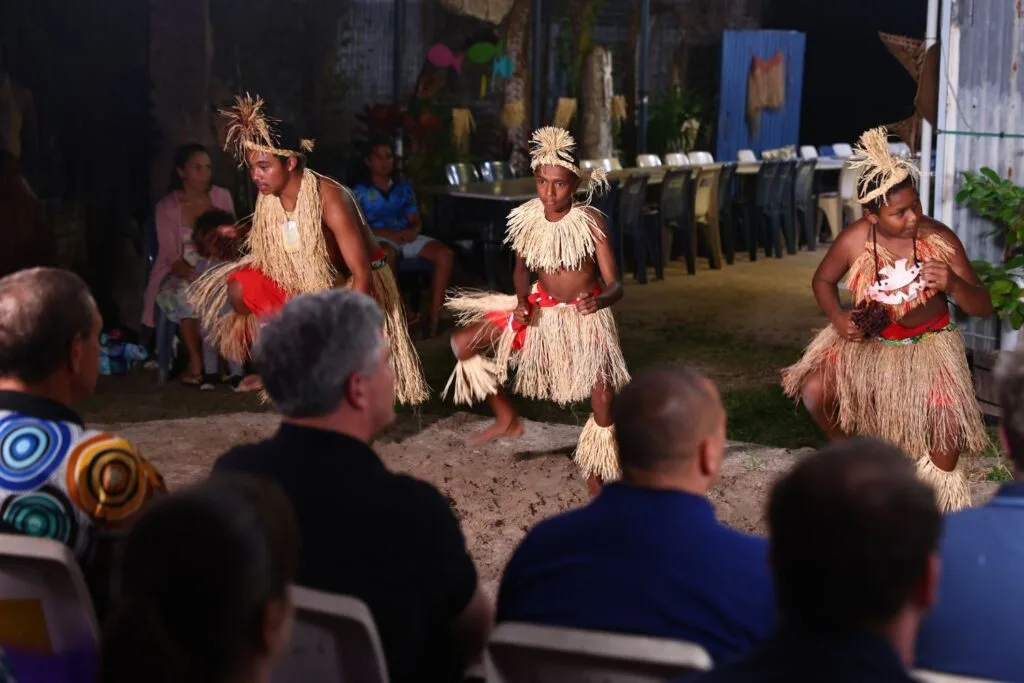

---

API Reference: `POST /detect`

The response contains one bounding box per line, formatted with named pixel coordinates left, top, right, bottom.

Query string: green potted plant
left=956, top=167, right=1024, bottom=339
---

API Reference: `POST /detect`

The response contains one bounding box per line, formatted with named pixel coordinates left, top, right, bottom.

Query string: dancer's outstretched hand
left=575, top=291, right=600, bottom=316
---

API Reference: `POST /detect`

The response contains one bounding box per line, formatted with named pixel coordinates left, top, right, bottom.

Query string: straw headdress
left=848, top=126, right=919, bottom=205
left=220, top=93, right=316, bottom=165
left=529, top=126, right=609, bottom=204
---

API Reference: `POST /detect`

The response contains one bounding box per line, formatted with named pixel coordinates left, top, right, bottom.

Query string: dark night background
left=764, top=0, right=928, bottom=145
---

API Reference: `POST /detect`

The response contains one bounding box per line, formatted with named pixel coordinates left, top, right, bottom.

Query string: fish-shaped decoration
left=427, top=44, right=464, bottom=75
left=492, top=54, right=514, bottom=79
left=467, top=41, right=502, bottom=64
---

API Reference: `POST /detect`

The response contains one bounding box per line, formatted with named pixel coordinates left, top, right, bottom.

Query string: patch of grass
left=723, top=385, right=824, bottom=449
left=987, top=462, right=1013, bottom=482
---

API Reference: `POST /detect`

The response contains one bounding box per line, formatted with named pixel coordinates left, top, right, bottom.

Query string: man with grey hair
left=496, top=364, right=774, bottom=664
left=0, top=267, right=165, bottom=615
left=915, top=346, right=1024, bottom=680
left=212, top=289, right=493, bottom=683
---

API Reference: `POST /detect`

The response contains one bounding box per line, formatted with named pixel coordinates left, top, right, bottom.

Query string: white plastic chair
left=272, top=586, right=389, bottom=683
left=913, top=670, right=1001, bottom=683
left=800, top=145, right=818, bottom=159
left=581, top=159, right=601, bottom=171
left=605, top=157, right=623, bottom=171
left=0, top=534, right=98, bottom=655
left=832, top=143, right=854, bottom=158
left=889, top=142, right=912, bottom=158
left=689, top=151, right=714, bottom=165
left=737, top=149, right=757, bottom=163
left=635, top=154, right=662, bottom=168
left=484, top=622, right=712, bottom=683
left=663, top=153, right=690, bottom=167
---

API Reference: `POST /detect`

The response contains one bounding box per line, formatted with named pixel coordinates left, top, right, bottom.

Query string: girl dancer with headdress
left=782, top=126, right=991, bottom=512
left=188, top=94, right=429, bottom=404
left=443, top=127, right=630, bottom=496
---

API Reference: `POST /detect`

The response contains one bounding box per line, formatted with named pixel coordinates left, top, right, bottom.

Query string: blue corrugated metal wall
left=715, top=30, right=806, bottom=163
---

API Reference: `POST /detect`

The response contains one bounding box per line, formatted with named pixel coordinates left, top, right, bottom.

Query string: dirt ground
left=97, top=411, right=1000, bottom=598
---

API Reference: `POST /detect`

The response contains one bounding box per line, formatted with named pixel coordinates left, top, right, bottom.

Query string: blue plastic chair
left=141, top=219, right=177, bottom=384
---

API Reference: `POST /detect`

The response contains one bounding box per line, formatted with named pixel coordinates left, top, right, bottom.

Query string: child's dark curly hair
left=192, top=209, right=239, bottom=259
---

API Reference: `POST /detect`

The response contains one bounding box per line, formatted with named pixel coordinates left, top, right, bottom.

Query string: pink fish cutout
left=427, top=44, right=464, bottom=75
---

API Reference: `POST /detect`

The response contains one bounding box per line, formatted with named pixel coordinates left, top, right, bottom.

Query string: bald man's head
left=613, top=364, right=725, bottom=475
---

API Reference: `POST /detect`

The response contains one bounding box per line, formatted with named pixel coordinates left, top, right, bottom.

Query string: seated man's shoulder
left=212, top=438, right=276, bottom=473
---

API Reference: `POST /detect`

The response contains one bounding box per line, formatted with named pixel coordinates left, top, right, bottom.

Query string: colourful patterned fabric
left=351, top=180, right=418, bottom=232
left=0, top=410, right=166, bottom=563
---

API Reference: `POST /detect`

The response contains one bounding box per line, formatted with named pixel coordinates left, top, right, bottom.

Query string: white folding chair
left=737, top=149, right=757, bottom=163
left=0, top=534, right=98, bottom=655
left=484, top=622, right=712, bottom=683
left=913, top=669, right=1001, bottom=683
left=832, top=143, right=854, bottom=158
left=663, top=153, right=690, bottom=167
left=273, top=586, right=389, bottom=683
left=635, top=154, right=662, bottom=168
left=800, top=145, right=818, bottom=159
left=689, top=151, right=715, bottom=165
left=889, top=142, right=912, bottom=158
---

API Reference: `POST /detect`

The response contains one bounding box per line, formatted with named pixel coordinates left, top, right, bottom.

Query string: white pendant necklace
left=282, top=208, right=301, bottom=253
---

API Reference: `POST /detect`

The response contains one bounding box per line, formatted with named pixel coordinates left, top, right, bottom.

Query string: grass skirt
left=188, top=260, right=430, bottom=406
left=444, top=288, right=631, bottom=406
left=781, top=325, right=988, bottom=511
left=362, top=266, right=430, bottom=406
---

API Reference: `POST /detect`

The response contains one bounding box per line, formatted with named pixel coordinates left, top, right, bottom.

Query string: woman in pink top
left=143, top=144, right=235, bottom=384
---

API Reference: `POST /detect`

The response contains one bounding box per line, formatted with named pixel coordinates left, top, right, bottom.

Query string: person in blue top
left=352, top=137, right=454, bottom=337
left=915, top=346, right=1024, bottom=681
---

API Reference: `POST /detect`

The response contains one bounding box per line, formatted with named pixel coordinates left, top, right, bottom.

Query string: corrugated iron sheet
left=936, top=0, right=1024, bottom=351
left=714, top=29, right=806, bottom=163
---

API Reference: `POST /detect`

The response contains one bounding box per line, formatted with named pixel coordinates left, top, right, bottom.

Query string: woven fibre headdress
left=848, top=126, right=919, bottom=205
left=220, top=93, right=315, bottom=165
left=529, top=126, right=609, bottom=204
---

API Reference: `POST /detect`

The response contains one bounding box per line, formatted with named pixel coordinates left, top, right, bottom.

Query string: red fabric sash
left=878, top=310, right=951, bottom=341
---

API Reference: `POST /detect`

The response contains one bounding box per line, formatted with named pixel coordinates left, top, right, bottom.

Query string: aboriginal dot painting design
left=65, top=433, right=149, bottom=522
left=0, top=415, right=72, bottom=492
left=0, top=485, right=78, bottom=547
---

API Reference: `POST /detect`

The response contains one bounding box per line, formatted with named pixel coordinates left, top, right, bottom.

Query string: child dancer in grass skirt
left=443, top=127, right=630, bottom=496
left=187, top=94, right=428, bottom=404
left=781, top=126, right=991, bottom=512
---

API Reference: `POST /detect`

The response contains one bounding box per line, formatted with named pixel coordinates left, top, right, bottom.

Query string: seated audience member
left=915, top=346, right=1024, bottom=680
left=688, top=437, right=942, bottom=683
left=351, top=137, right=453, bottom=336
left=0, top=268, right=165, bottom=609
left=497, top=365, right=774, bottom=664
left=99, top=475, right=297, bottom=683
left=212, top=289, right=493, bottom=683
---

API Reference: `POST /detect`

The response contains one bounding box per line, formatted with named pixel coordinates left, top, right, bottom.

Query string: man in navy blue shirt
left=496, top=364, right=775, bottom=665
left=915, top=347, right=1024, bottom=681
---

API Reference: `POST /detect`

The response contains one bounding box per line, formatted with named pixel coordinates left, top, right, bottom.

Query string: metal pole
left=530, top=0, right=544, bottom=130
left=637, top=0, right=651, bottom=154
left=920, top=0, right=939, bottom=215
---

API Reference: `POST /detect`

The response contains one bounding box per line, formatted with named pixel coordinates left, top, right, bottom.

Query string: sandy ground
left=98, top=411, right=1000, bottom=598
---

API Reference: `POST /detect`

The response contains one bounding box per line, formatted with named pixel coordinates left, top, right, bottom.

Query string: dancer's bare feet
left=472, top=415, right=524, bottom=444
left=234, top=374, right=263, bottom=393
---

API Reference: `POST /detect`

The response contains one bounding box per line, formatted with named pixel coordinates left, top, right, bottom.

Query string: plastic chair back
left=793, top=158, right=817, bottom=207
left=689, top=151, right=715, bottom=165
left=799, top=145, right=818, bottom=159
left=737, top=149, right=757, bottom=162
left=663, top=153, right=689, bottom=167
left=272, top=586, right=389, bottom=683
left=618, top=175, right=649, bottom=235
left=635, top=154, right=662, bottom=168
left=0, top=535, right=98, bottom=656
left=818, top=144, right=835, bottom=157
left=832, top=143, right=853, bottom=158
left=485, top=622, right=712, bottom=683
left=659, top=170, right=692, bottom=228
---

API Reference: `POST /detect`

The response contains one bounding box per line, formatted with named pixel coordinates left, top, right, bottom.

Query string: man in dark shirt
left=687, top=437, right=942, bottom=683
left=212, top=289, right=493, bottom=683
left=497, top=365, right=775, bottom=665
